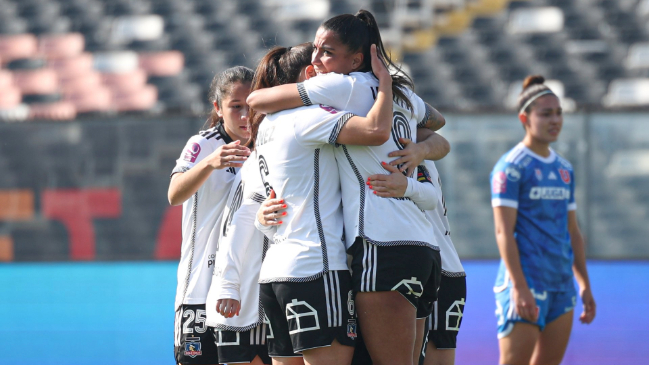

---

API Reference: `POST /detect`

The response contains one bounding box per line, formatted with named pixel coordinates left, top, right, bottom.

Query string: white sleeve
left=403, top=178, right=438, bottom=211
left=409, top=92, right=428, bottom=129
left=171, top=134, right=214, bottom=176
left=214, top=199, right=260, bottom=301
left=403, top=165, right=438, bottom=210
left=293, top=108, right=355, bottom=147
left=213, top=162, right=266, bottom=301
left=298, top=73, right=353, bottom=109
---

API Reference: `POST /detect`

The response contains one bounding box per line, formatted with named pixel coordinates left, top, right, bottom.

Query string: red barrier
left=42, top=189, right=121, bottom=260
left=155, top=205, right=182, bottom=260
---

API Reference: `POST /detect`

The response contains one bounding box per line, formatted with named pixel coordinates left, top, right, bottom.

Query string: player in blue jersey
left=490, top=75, right=596, bottom=365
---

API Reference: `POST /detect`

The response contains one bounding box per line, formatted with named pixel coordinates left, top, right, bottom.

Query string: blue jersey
left=491, top=143, right=576, bottom=292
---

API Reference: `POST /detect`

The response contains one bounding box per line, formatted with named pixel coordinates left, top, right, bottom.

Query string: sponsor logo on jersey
left=319, top=104, right=339, bottom=114
left=559, top=169, right=571, bottom=184
left=207, top=254, right=215, bottom=268
left=548, top=171, right=558, bottom=180
left=529, top=187, right=570, bottom=200
left=183, top=143, right=201, bottom=163
left=505, top=166, right=521, bottom=182
left=492, top=171, right=507, bottom=193
left=535, top=168, right=543, bottom=181
left=184, top=337, right=202, bottom=358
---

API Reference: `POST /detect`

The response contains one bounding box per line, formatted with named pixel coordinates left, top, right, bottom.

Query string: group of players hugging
left=168, top=9, right=595, bottom=365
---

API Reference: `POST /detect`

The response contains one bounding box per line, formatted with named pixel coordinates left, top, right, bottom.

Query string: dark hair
left=517, top=75, right=555, bottom=114
left=321, top=9, right=414, bottom=112
left=205, top=66, right=254, bottom=129
left=248, top=42, right=314, bottom=148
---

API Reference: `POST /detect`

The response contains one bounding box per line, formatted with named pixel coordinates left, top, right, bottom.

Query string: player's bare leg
left=248, top=355, right=271, bottom=365
left=413, top=317, right=427, bottom=365
left=357, top=291, right=417, bottom=365
left=498, top=322, right=539, bottom=365
left=530, top=311, right=573, bottom=365
left=272, top=356, right=304, bottom=365
left=301, top=338, right=353, bottom=365
left=424, top=342, right=455, bottom=365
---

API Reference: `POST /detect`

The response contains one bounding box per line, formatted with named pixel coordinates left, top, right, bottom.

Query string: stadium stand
left=2, top=0, right=649, bottom=122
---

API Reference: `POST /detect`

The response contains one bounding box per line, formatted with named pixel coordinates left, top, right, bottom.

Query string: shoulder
left=349, top=71, right=378, bottom=85
left=494, top=145, right=525, bottom=170
left=555, top=152, right=574, bottom=171
left=493, top=145, right=531, bottom=180
left=305, top=72, right=352, bottom=87
left=186, top=127, right=226, bottom=149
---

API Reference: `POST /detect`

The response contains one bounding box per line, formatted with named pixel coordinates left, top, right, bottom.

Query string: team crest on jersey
left=319, top=104, right=338, bottom=114
left=183, top=143, right=201, bottom=163
left=548, top=171, right=558, bottom=180
left=535, top=168, right=543, bottom=181
left=347, top=319, right=358, bottom=339
left=184, top=337, right=202, bottom=358
left=505, top=166, right=521, bottom=182
left=492, top=171, right=507, bottom=193
left=559, top=169, right=571, bottom=184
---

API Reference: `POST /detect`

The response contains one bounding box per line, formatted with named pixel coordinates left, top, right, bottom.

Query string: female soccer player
left=250, top=10, right=445, bottom=365
left=252, top=41, right=430, bottom=365
left=168, top=66, right=253, bottom=365
left=419, top=161, right=466, bottom=365
left=205, top=147, right=272, bottom=365
left=490, top=75, right=596, bottom=365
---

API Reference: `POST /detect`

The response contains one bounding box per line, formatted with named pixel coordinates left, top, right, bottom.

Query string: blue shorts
left=494, top=282, right=576, bottom=338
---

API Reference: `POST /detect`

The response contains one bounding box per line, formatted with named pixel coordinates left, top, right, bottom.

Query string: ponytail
left=247, top=42, right=314, bottom=148
left=322, top=9, right=415, bottom=112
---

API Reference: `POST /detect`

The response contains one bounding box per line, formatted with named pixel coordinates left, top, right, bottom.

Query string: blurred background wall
left=0, top=113, right=647, bottom=262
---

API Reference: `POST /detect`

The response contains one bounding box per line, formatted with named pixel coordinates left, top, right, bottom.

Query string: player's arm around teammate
left=250, top=42, right=393, bottom=365
left=491, top=75, right=596, bottom=365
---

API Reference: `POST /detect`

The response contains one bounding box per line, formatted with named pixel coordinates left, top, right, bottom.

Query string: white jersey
left=254, top=105, right=351, bottom=282
left=171, top=123, right=239, bottom=310
left=206, top=154, right=269, bottom=330
left=300, top=72, right=438, bottom=250
left=422, top=161, right=465, bottom=276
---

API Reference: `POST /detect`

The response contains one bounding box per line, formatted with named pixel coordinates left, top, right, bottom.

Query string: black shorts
left=426, top=275, right=466, bottom=349
left=260, top=270, right=357, bottom=357
left=174, top=304, right=219, bottom=365
left=349, top=238, right=441, bottom=316
left=213, top=324, right=272, bottom=364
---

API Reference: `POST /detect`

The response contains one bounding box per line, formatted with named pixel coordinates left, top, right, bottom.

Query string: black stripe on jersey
left=199, top=126, right=217, bottom=137
left=249, top=192, right=266, bottom=204
left=328, top=113, right=355, bottom=146
left=323, top=271, right=343, bottom=327
left=297, top=83, right=312, bottom=106
left=360, top=240, right=377, bottom=292
left=249, top=323, right=267, bottom=345
left=181, top=192, right=199, bottom=304
left=417, top=103, right=432, bottom=128
left=170, top=165, right=191, bottom=178
left=222, top=181, right=244, bottom=238
left=441, top=270, right=466, bottom=278
left=341, top=145, right=439, bottom=249
left=312, top=148, right=329, bottom=273
left=204, top=131, right=221, bottom=140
